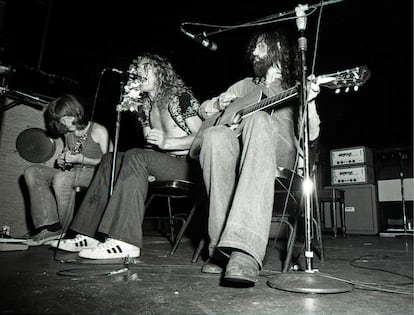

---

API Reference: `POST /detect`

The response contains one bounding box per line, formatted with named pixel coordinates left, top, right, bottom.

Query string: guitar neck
left=238, top=85, right=299, bottom=119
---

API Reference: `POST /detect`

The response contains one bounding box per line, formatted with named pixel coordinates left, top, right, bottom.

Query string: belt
left=170, top=154, right=187, bottom=159
left=72, top=164, right=96, bottom=169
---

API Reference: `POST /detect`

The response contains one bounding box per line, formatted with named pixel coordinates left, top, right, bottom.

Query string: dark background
left=0, top=0, right=412, bottom=156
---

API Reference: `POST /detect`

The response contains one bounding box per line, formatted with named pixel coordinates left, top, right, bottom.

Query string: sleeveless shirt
left=65, top=122, right=104, bottom=159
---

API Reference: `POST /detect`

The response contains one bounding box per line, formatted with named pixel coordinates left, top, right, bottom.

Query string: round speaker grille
left=16, top=128, right=57, bottom=163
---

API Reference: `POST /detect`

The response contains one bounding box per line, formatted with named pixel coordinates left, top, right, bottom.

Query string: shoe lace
left=95, top=238, right=118, bottom=250
left=70, top=234, right=88, bottom=243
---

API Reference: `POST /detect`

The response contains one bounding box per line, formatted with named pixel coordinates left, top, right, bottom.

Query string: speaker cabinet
left=375, top=147, right=413, bottom=231
left=0, top=98, right=63, bottom=237
left=341, top=184, right=379, bottom=235
left=377, top=178, right=414, bottom=231
left=375, top=147, right=413, bottom=180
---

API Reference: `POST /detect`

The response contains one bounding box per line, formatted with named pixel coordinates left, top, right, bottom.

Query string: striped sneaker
left=49, top=234, right=101, bottom=252
left=78, top=238, right=140, bottom=260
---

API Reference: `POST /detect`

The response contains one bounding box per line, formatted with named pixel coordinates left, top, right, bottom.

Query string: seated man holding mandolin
left=192, top=29, right=321, bottom=286
left=24, top=94, right=113, bottom=245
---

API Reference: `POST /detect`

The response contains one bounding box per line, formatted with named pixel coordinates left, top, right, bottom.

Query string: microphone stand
left=109, top=80, right=125, bottom=196
left=394, top=150, right=413, bottom=238
left=0, top=87, right=49, bottom=113
left=267, top=4, right=353, bottom=294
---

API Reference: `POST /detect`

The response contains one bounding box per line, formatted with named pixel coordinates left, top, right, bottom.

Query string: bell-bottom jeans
left=24, top=165, right=96, bottom=232
left=69, top=148, right=200, bottom=249
left=198, top=111, right=295, bottom=268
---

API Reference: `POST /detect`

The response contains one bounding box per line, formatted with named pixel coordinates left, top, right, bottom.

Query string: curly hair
left=44, top=94, right=88, bottom=135
left=246, top=30, right=298, bottom=89
left=128, top=53, right=192, bottom=107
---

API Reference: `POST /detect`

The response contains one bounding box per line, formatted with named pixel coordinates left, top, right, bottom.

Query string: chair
left=271, top=164, right=325, bottom=272
left=271, top=169, right=302, bottom=272
left=144, top=179, right=202, bottom=255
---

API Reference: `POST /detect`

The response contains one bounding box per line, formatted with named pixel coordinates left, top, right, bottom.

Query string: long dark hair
left=45, top=94, right=88, bottom=135
left=246, top=30, right=298, bottom=89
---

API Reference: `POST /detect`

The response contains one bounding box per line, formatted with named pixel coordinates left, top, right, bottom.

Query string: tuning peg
left=335, top=88, right=340, bottom=94
left=345, top=87, right=350, bottom=93
left=354, top=85, right=359, bottom=92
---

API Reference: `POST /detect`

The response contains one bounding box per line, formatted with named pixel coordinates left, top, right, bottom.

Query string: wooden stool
left=318, top=187, right=346, bottom=238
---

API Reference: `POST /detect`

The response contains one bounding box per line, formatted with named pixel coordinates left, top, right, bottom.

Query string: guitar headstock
left=317, top=65, right=371, bottom=93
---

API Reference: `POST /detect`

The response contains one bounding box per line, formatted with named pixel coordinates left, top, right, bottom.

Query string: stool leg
left=282, top=217, right=297, bottom=273
left=192, top=238, right=205, bottom=263
left=313, top=191, right=325, bottom=262
left=341, top=201, right=347, bottom=237
left=167, top=197, right=175, bottom=244
left=170, top=203, right=197, bottom=255
left=320, top=201, right=326, bottom=232
left=331, top=190, right=338, bottom=239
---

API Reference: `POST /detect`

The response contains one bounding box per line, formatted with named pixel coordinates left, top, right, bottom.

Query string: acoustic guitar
left=190, top=65, right=371, bottom=158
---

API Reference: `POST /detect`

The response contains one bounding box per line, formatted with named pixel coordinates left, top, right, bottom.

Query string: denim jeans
left=198, top=111, right=296, bottom=268
left=70, top=148, right=201, bottom=248
left=24, top=165, right=96, bottom=231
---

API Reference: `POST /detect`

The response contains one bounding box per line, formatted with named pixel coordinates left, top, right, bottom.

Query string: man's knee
left=24, top=165, right=41, bottom=186
left=202, top=126, right=235, bottom=148
left=123, top=148, right=146, bottom=162
left=52, top=172, right=71, bottom=190
left=245, top=111, right=271, bottom=128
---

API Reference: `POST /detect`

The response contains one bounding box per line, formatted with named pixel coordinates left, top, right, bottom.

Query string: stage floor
left=0, top=232, right=412, bottom=315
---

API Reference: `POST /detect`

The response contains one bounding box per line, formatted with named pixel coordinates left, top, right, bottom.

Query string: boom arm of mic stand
left=276, top=0, right=345, bottom=18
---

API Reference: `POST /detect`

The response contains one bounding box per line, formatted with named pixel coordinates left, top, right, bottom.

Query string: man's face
left=59, top=116, right=76, bottom=132
left=128, top=62, right=156, bottom=93
left=252, top=38, right=273, bottom=77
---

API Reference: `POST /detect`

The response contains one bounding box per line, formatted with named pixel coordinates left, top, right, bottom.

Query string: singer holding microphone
left=50, top=53, right=203, bottom=260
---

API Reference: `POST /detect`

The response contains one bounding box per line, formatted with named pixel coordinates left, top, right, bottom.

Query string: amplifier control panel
left=331, top=165, right=375, bottom=185
left=330, top=146, right=373, bottom=166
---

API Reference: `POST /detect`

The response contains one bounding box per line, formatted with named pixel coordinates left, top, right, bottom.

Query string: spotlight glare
left=302, top=178, right=314, bottom=195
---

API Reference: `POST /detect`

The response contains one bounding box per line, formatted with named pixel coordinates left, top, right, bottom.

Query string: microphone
left=109, top=68, right=124, bottom=74
left=181, top=30, right=217, bottom=51
left=0, top=65, right=15, bottom=73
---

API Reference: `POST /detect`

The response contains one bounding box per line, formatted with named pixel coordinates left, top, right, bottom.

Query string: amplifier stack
left=330, top=146, right=375, bottom=185
left=329, top=146, right=379, bottom=234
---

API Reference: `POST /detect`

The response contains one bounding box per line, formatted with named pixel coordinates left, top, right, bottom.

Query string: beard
left=253, top=56, right=273, bottom=78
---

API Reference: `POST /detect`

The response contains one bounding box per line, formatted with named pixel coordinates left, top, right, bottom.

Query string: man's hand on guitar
left=216, top=92, right=237, bottom=111
left=306, top=74, right=321, bottom=141
left=57, top=153, right=66, bottom=168
left=307, top=74, right=321, bottom=103
left=63, top=152, right=84, bottom=164
left=57, top=151, right=85, bottom=170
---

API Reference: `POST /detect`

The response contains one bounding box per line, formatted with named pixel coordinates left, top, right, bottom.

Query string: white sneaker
left=78, top=238, right=140, bottom=260
left=49, top=234, right=101, bottom=252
